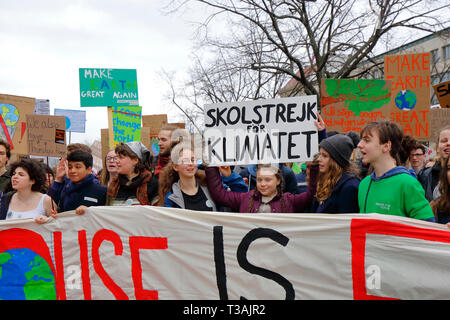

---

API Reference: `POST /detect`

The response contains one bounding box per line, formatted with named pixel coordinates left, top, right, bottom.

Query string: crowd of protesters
left=0, top=118, right=448, bottom=226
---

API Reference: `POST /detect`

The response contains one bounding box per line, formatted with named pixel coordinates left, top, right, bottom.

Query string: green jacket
left=358, top=166, right=434, bottom=221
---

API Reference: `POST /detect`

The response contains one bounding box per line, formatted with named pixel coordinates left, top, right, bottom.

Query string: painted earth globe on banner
left=394, top=89, right=417, bottom=110
left=0, top=103, right=19, bottom=138
left=0, top=248, right=56, bottom=300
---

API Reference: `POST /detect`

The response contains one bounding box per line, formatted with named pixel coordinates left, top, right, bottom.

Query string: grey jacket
left=165, top=181, right=217, bottom=211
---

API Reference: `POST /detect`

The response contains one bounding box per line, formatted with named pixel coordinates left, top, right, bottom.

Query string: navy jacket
left=309, top=173, right=360, bottom=214
left=49, top=174, right=107, bottom=213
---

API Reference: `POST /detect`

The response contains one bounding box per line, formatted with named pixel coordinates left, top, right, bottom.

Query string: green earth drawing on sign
left=324, top=79, right=391, bottom=116
left=394, top=89, right=417, bottom=110
left=0, top=103, right=19, bottom=141
left=0, top=248, right=56, bottom=300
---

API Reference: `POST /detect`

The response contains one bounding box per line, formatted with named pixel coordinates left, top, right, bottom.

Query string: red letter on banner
left=92, top=229, right=129, bottom=300
left=350, top=219, right=450, bottom=300
left=129, top=236, right=168, bottom=300
left=78, top=230, right=91, bottom=300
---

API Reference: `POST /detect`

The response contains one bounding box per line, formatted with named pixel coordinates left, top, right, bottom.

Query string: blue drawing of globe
left=395, top=90, right=417, bottom=110
left=0, top=248, right=56, bottom=300
left=152, top=143, right=159, bottom=156
left=65, top=116, right=71, bottom=130
left=0, top=103, right=19, bottom=126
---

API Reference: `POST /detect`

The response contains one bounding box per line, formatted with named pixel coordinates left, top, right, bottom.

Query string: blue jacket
left=49, top=174, right=107, bottom=212
left=310, top=173, right=360, bottom=214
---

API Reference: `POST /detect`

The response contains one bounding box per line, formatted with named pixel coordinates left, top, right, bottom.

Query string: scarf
left=107, top=170, right=153, bottom=205
left=154, top=155, right=170, bottom=176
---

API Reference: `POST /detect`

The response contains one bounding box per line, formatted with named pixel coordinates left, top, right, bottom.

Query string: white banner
left=203, top=96, right=319, bottom=166
left=0, top=206, right=450, bottom=300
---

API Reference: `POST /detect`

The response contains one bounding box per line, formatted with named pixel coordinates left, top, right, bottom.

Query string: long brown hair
left=100, top=151, right=113, bottom=186
left=431, top=156, right=450, bottom=215
left=247, top=164, right=286, bottom=213
left=316, top=153, right=360, bottom=202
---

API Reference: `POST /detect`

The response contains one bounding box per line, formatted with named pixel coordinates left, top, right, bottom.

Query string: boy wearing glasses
left=409, top=144, right=426, bottom=175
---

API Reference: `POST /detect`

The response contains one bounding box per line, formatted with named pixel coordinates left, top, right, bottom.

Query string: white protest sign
left=203, top=96, right=319, bottom=166
left=35, top=99, right=50, bottom=115
left=1, top=206, right=450, bottom=300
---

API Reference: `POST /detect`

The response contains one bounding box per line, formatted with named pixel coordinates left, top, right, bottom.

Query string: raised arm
left=291, top=164, right=319, bottom=212
left=205, top=166, right=248, bottom=211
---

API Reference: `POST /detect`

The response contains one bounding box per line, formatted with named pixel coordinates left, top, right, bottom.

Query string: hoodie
left=358, top=166, right=434, bottom=221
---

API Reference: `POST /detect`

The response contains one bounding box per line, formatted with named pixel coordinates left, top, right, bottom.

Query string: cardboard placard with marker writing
left=0, top=93, right=35, bottom=155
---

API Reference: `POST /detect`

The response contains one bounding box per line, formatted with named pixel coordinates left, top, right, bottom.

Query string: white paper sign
left=203, top=96, right=319, bottom=166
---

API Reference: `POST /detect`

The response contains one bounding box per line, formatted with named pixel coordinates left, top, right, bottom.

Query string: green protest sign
left=107, top=106, right=142, bottom=147
left=79, top=68, right=139, bottom=107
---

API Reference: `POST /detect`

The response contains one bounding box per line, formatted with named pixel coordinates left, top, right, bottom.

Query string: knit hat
left=125, top=141, right=150, bottom=163
left=319, top=131, right=360, bottom=168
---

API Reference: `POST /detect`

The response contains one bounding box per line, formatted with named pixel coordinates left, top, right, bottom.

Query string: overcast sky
left=0, top=0, right=207, bottom=145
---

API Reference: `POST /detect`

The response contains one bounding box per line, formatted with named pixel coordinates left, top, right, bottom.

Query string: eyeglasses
left=409, top=153, right=424, bottom=158
left=179, top=158, right=196, bottom=165
left=106, top=156, right=119, bottom=162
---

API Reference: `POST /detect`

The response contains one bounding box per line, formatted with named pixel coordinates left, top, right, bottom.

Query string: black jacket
left=417, top=162, right=441, bottom=202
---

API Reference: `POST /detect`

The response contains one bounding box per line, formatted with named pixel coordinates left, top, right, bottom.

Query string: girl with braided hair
left=205, top=162, right=318, bottom=214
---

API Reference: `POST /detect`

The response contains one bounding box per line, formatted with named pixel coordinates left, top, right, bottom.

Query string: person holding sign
left=0, top=159, right=57, bottom=223
left=205, top=161, right=319, bottom=214
left=159, top=143, right=247, bottom=210
left=159, top=143, right=216, bottom=210
left=52, top=150, right=107, bottom=214
left=357, top=121, right=435, bottom=221
left=106, top=141, right=158, bottom=205
left=309, top=132, right=361, bottom=214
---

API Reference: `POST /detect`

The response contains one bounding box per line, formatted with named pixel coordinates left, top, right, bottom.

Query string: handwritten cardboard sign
left=433, top=80, right=450, bottom=109
left=320, top=78, right=392, bottom=133
left=384, top=53, right=431, bottom=139
left=0, top=94, right=35, bottom=155
left=203, top=96, right=319, bottom=165
left=79, top=68, right=139, bottom=107
left=429, top=108, right=450, bottom=144
left=142, top=114, right=168, bottom=135
left=27, top=115, right=66, bottom=157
